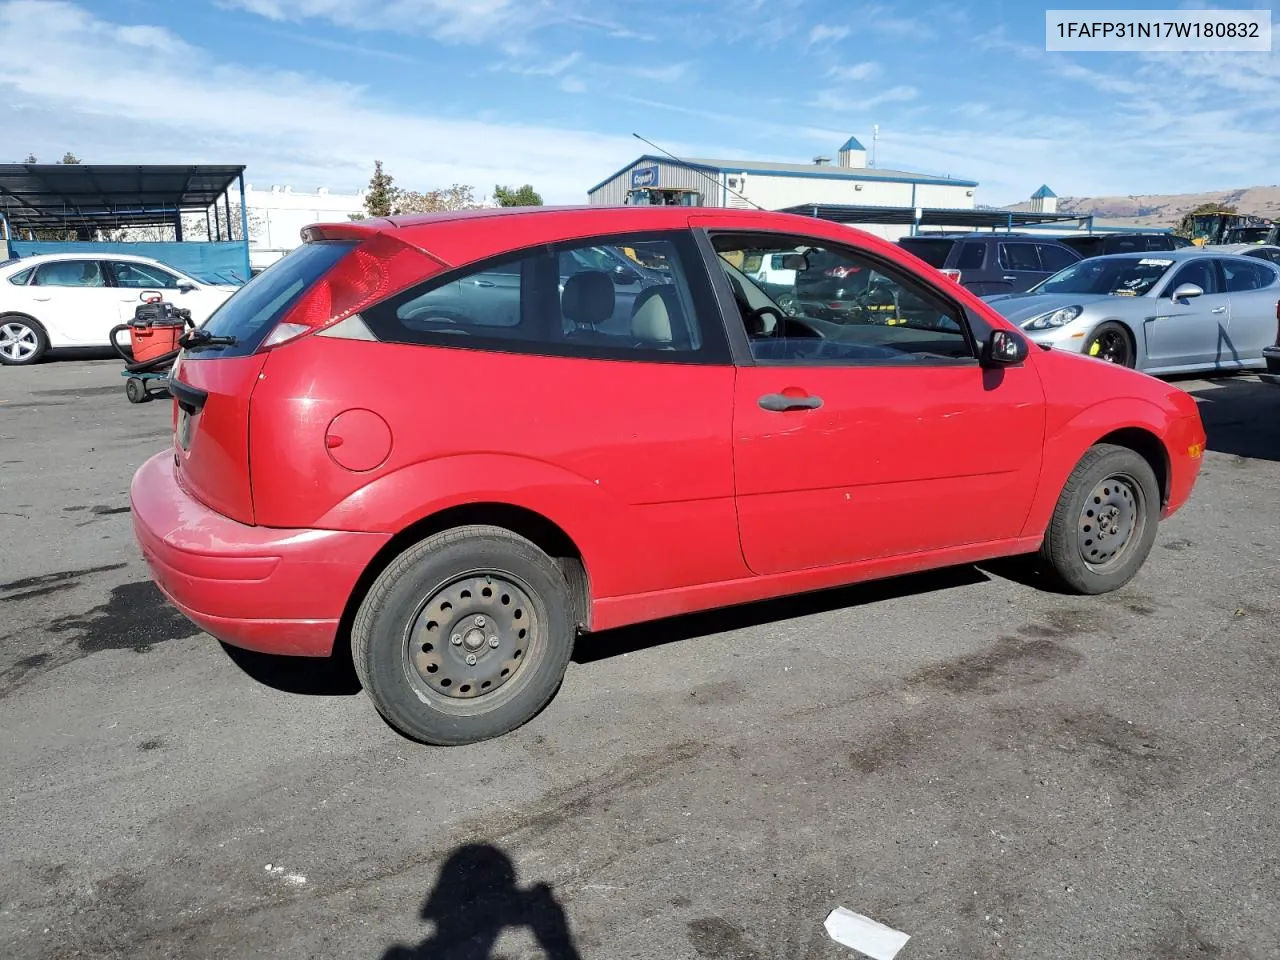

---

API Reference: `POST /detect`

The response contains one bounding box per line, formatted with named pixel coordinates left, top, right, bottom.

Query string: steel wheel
left=1086, top=325, right=1133, bottom=366
left=401, top=572, right=543, bottom=707
left=1077, top=473, right=1144, bottom=572
left=0, top=320, right=42, bottom=364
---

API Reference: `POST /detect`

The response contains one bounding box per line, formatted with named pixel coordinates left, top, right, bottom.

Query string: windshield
left=1034, top=256, right=1173, bottom=296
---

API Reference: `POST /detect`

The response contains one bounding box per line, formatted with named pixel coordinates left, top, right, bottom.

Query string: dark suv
left=1056, top=233, right=1191, bottom=259
left=896, top=234, right=1081, bottom=295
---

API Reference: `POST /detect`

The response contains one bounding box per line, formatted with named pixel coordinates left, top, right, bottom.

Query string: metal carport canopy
left=0, top=164, right=245, bottom=230
left=777, top=202, right=1089, bottom=229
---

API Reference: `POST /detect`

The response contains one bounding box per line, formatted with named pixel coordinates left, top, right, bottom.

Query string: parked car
left=131, top=207, right=1207, bottom=745
left=1056, top=233, right=1191, bottom=259
left=0, top=253, right=238, bottom=365
left=982, top=249, right=1280, bottom=374
left=896, top=233, right=1082, bottom=295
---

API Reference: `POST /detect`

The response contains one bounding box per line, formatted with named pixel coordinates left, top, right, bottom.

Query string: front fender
left=1019, top=396, right=1177, bottom=538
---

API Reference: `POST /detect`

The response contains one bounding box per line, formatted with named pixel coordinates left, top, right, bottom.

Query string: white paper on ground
left=824, top=906, right=911, bottom=960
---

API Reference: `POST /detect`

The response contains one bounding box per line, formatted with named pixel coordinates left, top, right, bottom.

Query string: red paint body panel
left=128, top=207, right=1209, bottom=658
left=732, top=364, right=1045, bottom=574
left=168, top=353, right=268, bottom=525
left=248, top=335, right=744, bottom=600
left=130, top=451, right=389, bottom=655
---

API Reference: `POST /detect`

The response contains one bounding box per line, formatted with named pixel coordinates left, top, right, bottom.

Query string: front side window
left=709, top=234, right=974, bottom=364
left=109, top=261, right=181, bottom=289
left=1167, top=259, right=1220, bottom=295
left=1037, top=244, right=1078, bottom=272
left=363, top=231, right=726, bottom=363
left=32, top=260, right=107, bottom=287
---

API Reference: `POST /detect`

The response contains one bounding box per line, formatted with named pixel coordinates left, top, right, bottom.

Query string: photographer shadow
left=380, top=843, right=581, bottom=960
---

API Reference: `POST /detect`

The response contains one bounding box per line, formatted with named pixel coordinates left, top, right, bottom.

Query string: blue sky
left=1, top=0, right=1277, bottom=205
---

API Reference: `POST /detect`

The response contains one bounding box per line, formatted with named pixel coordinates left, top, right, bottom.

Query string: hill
left=1005, top=185, right=1280, bottom=227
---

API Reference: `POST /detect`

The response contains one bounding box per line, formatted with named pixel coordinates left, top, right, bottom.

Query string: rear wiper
left=180, top=329, right=238, bottom=350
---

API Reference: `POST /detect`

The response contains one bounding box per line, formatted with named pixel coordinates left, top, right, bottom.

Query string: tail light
left=940, top=268, right=963, bottom=283
left=260, top=232, right=445, bottom=351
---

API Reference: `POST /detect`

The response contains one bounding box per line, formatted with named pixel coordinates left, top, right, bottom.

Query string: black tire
left=125, top=377, right=149, bottom=403
left=1040, top=444, right=1160, bottom=594
left=0, top=314, right=49, bottom=366
left=352, top=525, right=575, bottom=746
left=1084, top=321, right=1135, bottom=368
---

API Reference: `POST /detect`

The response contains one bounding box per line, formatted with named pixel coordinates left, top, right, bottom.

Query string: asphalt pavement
left=1, top=356, right=1278, bottom=960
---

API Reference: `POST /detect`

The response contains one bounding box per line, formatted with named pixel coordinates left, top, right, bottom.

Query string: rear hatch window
left=190, top=241, right=356, bottom=358
left=897, top=238, right=955, bottom=268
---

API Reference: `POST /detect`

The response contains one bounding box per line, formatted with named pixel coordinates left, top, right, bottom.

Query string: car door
left=996, top=241, right=1048, bottom=293
left=459, top=260, right=522, bottom=327
left=28, top=259, right=120, bottom=345
left=1219, top=257, right=1280, bottom=359
left=1148, top=257, right=1228, bottom=368
left=701, top=228, right=1047, bottom=576
left=106, top=259, right=181, bottom=323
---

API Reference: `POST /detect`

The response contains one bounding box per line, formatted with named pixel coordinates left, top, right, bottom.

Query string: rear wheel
left=1040, top=444, right=1160, bottom=594
left=0, top=315, right=48, bottom=366
left=125, top=377, right=149, bottom=403
left=1084, top=321, right=1135, bottom=368
left=352, top=525, right=575, bottom=746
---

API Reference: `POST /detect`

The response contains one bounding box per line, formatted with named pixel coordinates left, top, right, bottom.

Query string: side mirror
left=176, top=279, right=197, bottom=292
left=981, top=328, right=1028, bottom=367
left=612, top=265, right=639, bottom=285
left=1169, top=282, right=1202, bottom=302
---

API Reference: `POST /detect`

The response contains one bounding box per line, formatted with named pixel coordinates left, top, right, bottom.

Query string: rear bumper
left=130, top=451, right=390, bottom=656
left=1263, top=345, right=1280, bottom=375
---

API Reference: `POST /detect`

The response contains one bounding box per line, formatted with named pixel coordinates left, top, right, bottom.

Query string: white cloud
left=628, top=62, right=691, bottom=83
left=808, top=24, right=850, bottom=45
left=0, top=0, right=693, bottom=202
left=827, top=62, right=881, bottom=82
left=809, top=84, right=917, bottom=113
left=559, top=75, right=587, bottom=93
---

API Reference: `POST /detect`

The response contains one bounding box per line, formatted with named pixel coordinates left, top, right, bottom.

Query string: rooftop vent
left=813, top=155, right=832, bottom=166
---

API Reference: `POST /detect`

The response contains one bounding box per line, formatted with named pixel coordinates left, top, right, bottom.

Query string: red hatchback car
left=131, top=207, right=1206, bottom=745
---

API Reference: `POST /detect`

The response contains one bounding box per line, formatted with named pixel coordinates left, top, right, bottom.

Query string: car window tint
left=1168, top=259, right=1219, bottom=295
left=896, top=239, right=953, bottom=269
left=110, top=261, right=181, bottom=289
left=1221, top=259, right=1277, bottom=292
left=363, top=231, right=726, bottom=364
left=710, top=234, right=974, bottom=365
left=955, top=242, right=985, bottom=270
left=1145, top=236, right=1175, bottom=251
left=33, top=260, right=107, bottom=287
left=998, top=243, right=1041, bottom=271
left=1246, top=248, right=1280, bottom=267
left=1037, top=244, right=1077, bottom=272
left=7, top=267, right=34, bottom=285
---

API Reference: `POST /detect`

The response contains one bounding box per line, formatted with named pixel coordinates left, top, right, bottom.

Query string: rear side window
left=1144, top=236, right=1176, bottom=251
left=362, top=231, right=729, bottom=364
left=1221, top=259, right=1278, bottom=292
left=897, top=239, right=954, bottom=269
left=955, top=242, right=985, bottom=270
left=998, top=243, right=1042, bottom=271
left=194, top=240, right=355, bottom=357
left=1037, top=244, right=1077, bottom=272
left=33, top=260, right=107, bottom=286
left=1107, top=237, right=1142, bottom=254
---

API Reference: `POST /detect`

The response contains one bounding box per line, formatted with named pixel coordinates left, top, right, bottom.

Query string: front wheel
left=1084, top=321, right=1135, bottom=367
left=0, top=315, right=49, bottom=366
left=1040, top=444, right=1160, bottom=594
left=352, top=525, right=576, bottom=745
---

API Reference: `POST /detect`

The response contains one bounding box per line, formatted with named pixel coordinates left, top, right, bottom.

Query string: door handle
left=758, top=393, right=822, bottom=412
left=1211, top=306, right=1227, bottom=314
left=33, top=296, right=51, bottom=301
left=1002, top=276, right=1017, bottom=281
left=472, top=279, right=495, bottom=287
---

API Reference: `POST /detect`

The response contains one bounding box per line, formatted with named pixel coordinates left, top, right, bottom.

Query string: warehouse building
left=586, top=136, right=979, bottom=226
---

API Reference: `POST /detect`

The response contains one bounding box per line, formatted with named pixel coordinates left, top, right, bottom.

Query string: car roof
left=1090, top=249, right=1241, bottom=262
left=0, top=251, right=178, bottom=268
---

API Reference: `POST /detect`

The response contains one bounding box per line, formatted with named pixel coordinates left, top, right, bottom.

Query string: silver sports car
left=982, top=249, right=1280, bottom=375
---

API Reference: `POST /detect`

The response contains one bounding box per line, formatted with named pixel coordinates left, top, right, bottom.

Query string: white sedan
left=0, top=253, right=238, bottom=365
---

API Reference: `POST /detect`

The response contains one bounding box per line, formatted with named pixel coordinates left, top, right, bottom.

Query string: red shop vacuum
left=111, top=297, right=196, bottom=404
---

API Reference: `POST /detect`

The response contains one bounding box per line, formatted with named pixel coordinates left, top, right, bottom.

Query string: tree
left=1176, top=201, right=1236, bottom=239
left=494, top=184, right=543, bottom=207
left=60, top=152, right=81, bottom=165
left=23, top=153, right=37, bottom=163
left=394, top=184, right=479, bottom=214
left=356, top=160, right=396, bottom=219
